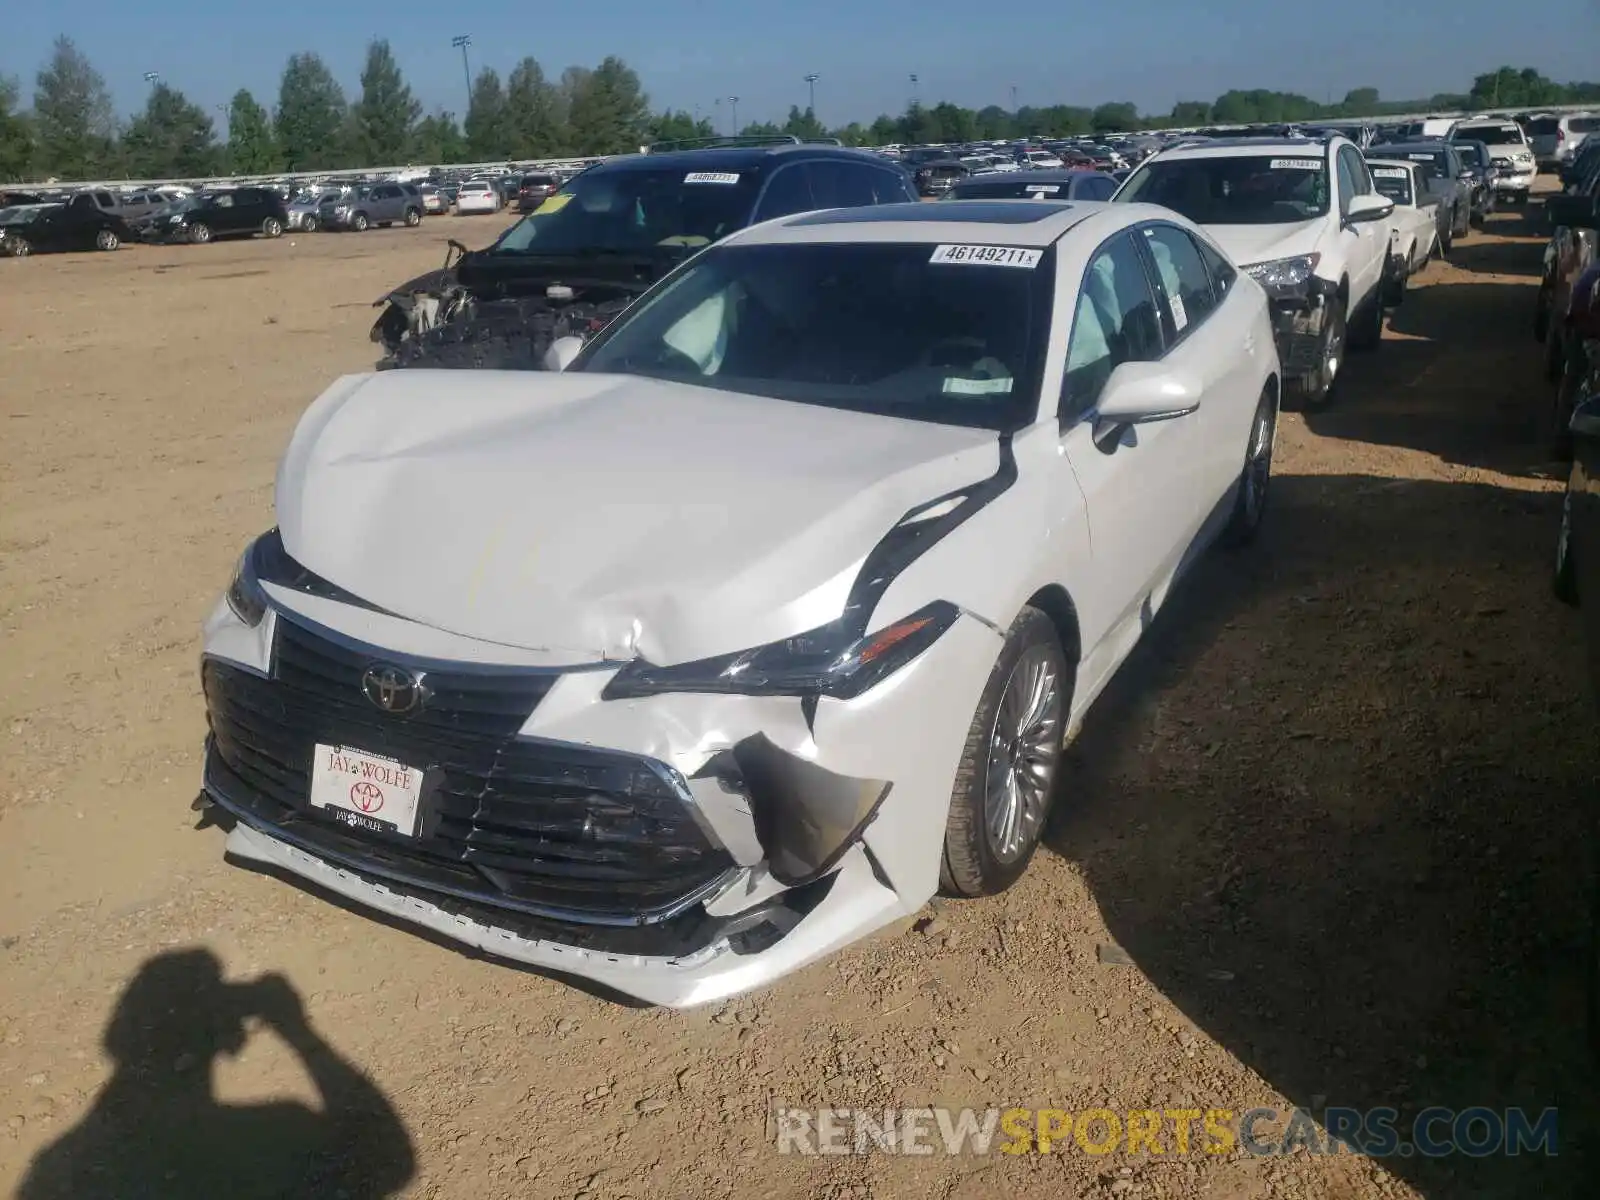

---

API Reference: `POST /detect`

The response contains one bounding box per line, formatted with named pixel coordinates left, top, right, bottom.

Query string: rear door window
left=809, top=161, right=878, bottom=209
left=753, top=164, right=817, bottom=222
left=1140, top=224, right=1219, bottom=339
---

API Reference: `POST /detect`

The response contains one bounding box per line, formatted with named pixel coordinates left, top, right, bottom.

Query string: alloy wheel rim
left=1322, top=310, right=1344, bottom=389
left=984, top=644, right=1064, bottom=865
left=1243, top=404, right=1275, bottom=520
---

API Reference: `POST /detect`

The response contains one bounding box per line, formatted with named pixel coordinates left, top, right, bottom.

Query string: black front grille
left=203, top=616, right=732, bottom=923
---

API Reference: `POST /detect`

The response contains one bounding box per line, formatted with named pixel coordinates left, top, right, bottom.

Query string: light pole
left=1010, top=85, right=1018, bottom=112
left=728, top=96, right=739, bottom=136
left=909, top=73, right=920, bottom=109
left=451, top=35, right=473, bottom=113
left=143, top=71, right=160, bottom=89
left=804, top=72, right=819, bottom=118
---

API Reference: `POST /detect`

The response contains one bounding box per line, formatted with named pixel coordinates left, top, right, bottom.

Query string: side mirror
left=1092, top=361, right=1202, bottom=448
left=1346, top=194, right=1395, bottom=224
left=543, top=335, right=585, bottom=372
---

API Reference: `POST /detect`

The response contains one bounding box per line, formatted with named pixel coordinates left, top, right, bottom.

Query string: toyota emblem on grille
left=362, top=664, right=423, bottom=714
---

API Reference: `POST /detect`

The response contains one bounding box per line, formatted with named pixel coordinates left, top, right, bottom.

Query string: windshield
left=1528, top=118, right=1561, bottom=136
left=1458, top=125, right=1524, bottom=146
left=1453, top=143, right=1487, bottom=167
left=491, top=167, right=758, bottom=256
left=1367, top=166, right=1413, bottom=205
left=1116, top=154, right=1330, bottom=224
left=577, top=241, right=1050, bottom=431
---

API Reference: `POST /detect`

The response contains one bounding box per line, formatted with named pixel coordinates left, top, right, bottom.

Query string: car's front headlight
left=224, top=538, right=269, bottom=627
left=1242, top=253, right=1322, bottom=296
left=603, top=601, right=960, bottom=700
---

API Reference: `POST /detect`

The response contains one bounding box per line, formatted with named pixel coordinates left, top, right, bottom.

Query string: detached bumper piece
left=201, top=616, right=735, bottom=928
left=1268, top=291, right=1332, bottom=378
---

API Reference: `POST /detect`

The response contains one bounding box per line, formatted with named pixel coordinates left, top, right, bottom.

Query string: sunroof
left=788, top=201, right=1072, bottom=227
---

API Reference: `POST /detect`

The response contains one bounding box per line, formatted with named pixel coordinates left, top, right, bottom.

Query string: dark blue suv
left=373, top=137, right=919, bottom=369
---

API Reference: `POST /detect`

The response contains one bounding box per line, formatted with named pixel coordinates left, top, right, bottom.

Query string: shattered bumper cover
left=199, top=597, right=997, bottom=1005
left=1266, top=281, right=1338, bottom=378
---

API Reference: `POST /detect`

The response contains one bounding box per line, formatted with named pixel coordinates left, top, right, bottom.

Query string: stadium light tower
left=804, top=73, right=819, bottom=117
left=909, top=73, right=920, bottom=108
left=143, top=71, right=160, bottom=88
left=728, top=96, right=740, bottom=135
left=451, top=36, right=473, bottom=112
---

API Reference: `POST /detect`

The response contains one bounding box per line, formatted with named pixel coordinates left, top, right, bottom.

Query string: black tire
left=1348, top=287, right=1384, bottom=351
left=7, top=235, right=31, bottom=258
left=1289, top=297, right=1347, bottom=411
left=262, top=216, right=283, bottom=238
left=1454, top=203, right=1470, bottom=238
left=939, top=606, right=1070, bottom=898
left=302, top=215, right=318, bottom=233
left=1439, top=223, right=1453, bottom=257
left=1221, top=386, right=1278, bottom=547
left=352, top=212, right=370, bottom=232
left=1556, top=483, right=1578, bottom=605
left=188, top=223, right=212, bottom=245
left=94, top=228, right=120, bottom=251
left=404, top=208, right=422, bottom=227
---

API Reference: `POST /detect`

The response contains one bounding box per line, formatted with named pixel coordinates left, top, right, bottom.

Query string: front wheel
left=94, top=228, right=120, bottom=251
left=1221, top=387, right=1279, bottom=547
left=262, top=217, right=283, bottom=238
left=940, top=607, right=1069, bottom=897
left=188, top=223, right=212, bottom=245
left=302, top=216, right=319, bottom=233
left=7, top=235, right=31, bottom=257
left=352, top=213, right=370, bottom=232
left=404, top=208, right=422, bottom=227
left=1291, top=298, right=1346, bottom=410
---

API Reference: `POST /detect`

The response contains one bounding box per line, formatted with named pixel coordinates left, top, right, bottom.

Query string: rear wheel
left=403, top=208, right=422, bottom=227
left=262, top=216, right=283, bottom=238
left=188, top=223, right=211, bottom=245
left=940, top=606, right=1069, bottom=897
left=94, top=228, right=120, bottom=251
left=7, top=235, right=31, bottom=257
left=352, top=212, right=370, bottom=232
left=302, top=215, right=319, bottom=233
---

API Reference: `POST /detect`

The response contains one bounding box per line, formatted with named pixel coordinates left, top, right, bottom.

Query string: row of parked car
left=191, top=126, right=1576, bottom=1012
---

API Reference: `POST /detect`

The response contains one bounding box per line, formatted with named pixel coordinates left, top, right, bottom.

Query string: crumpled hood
left=275, top=370, right=1000, bottom=664
left=1206, top=219, right=1325, bottom=270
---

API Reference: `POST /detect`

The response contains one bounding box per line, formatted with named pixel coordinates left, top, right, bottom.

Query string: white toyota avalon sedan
left=199, top=200, right=1281, bottom=1007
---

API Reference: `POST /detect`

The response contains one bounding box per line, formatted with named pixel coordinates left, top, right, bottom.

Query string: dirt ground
left=1, top=194, right=1596, bottom=1200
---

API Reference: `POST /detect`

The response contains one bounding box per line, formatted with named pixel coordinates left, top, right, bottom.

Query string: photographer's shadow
left=19, top=948, right=414, bottom=1200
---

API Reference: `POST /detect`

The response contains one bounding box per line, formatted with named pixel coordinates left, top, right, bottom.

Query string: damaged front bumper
left=199, top=591, right=999, bottom=1007
left=1264, top=278, right=1340, bottom=380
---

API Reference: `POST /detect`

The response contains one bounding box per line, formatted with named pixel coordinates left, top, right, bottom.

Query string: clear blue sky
left=4, top=0, right=1597, bottom=131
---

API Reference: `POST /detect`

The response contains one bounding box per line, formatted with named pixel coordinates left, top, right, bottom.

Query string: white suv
left=1451, top=119, right=1537, bottom=205
left=1113, top=135, right=1395, bottom=407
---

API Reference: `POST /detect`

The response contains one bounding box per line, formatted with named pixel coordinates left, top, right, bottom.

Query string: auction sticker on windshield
left=1269, top=159, right=1322, bottom=170
left=1372, top=167, right=1408, bottom=178
left=685, top=172, right=741, bottom=184
left=309, top=744, right=423, bottom=838
left=1023, top=184, right=1061, bottom=195
left=930, top=245, right=1042, bottom=268
left=534, top=193, right=572, bottom=214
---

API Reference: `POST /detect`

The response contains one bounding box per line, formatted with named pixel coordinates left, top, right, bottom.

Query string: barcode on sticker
left=684, top=172, right=740, bottom=184
left=1372, top=167, right=1407, bottom=178
left=1023, top=184, right=1061, bottom=194
left=929, top=244, right=1042, bottom=268
left=1269, top=158, right=1322, bottom=170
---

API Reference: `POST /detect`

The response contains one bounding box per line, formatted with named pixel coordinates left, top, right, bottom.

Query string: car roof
left=731, top=200, right=1124, bottom=248
left=596, top=145, right=893, bottom=173
left=1151, top=138, right=1333, bottom=160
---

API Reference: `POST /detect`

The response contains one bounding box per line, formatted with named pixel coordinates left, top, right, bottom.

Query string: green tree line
left=3, top=38, right=1597, bottom=184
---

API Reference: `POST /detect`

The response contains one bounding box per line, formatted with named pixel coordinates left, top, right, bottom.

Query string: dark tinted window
left=493, top=167, right=759, bottom=254
left=1140, top=225, right=1218, bottom=337
left=580, top=241, right=1052, bottom=431
left=1117, top=154, right=1330, bottom=224
left=1062, top=233, right=1164, bottom=417
left=869, top=168, right=915, bottom=204
left=810, top=161, right=877, bottom=208
left=1076, top=176, right=1117, bottom=200
left=753, top=164, right=817, bottom=222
